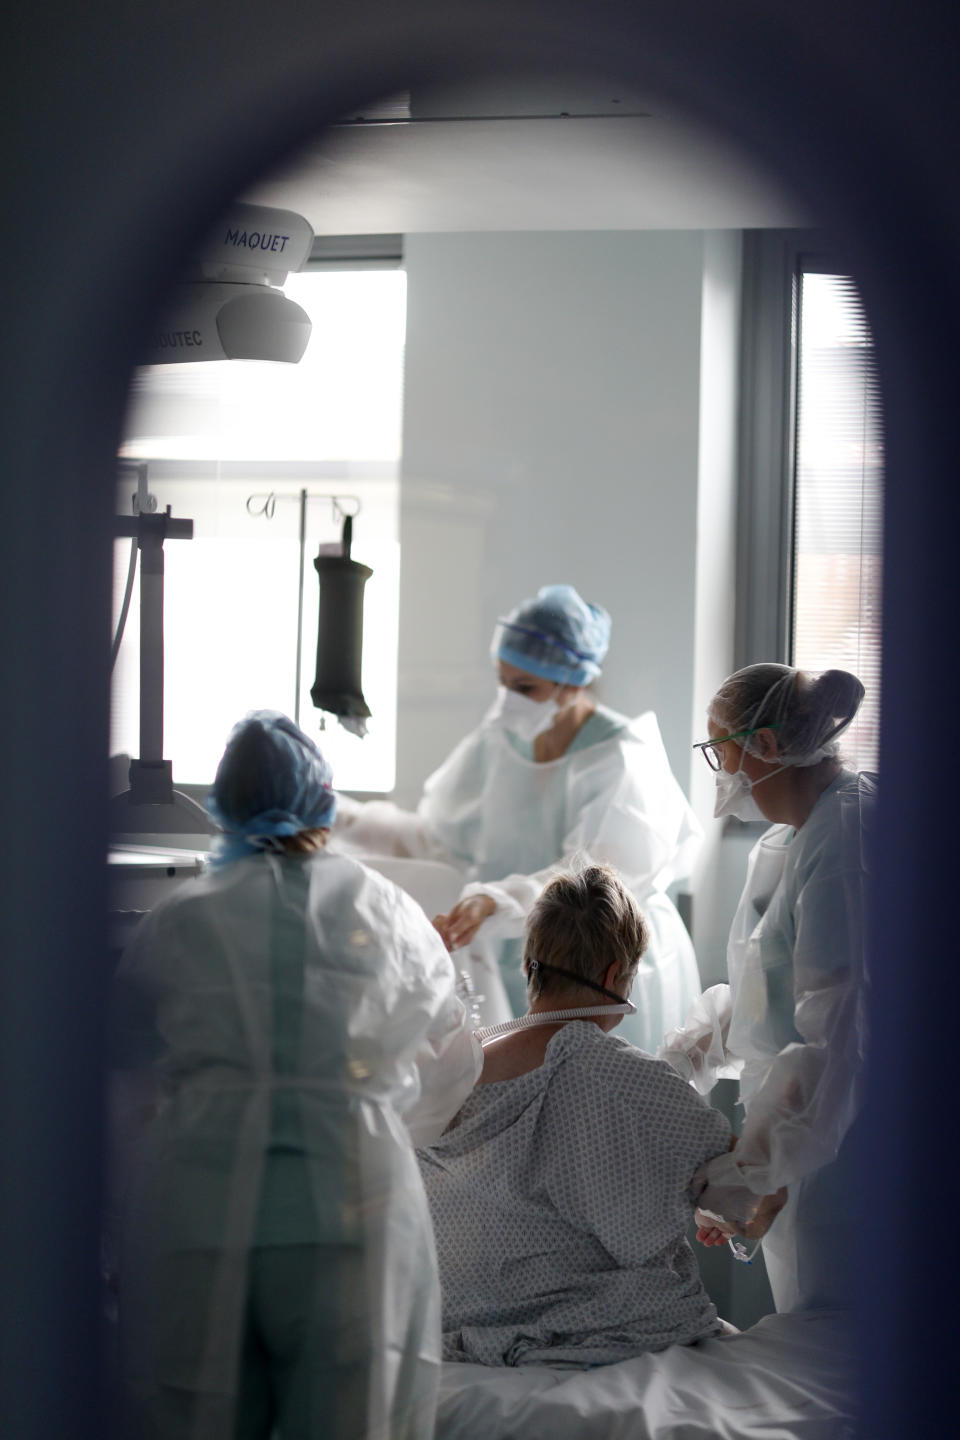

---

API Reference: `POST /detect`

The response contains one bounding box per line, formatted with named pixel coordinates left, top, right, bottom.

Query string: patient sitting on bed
left=418, top=864, right=731, bottom=1368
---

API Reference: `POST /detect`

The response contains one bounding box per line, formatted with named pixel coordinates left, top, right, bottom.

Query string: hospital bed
left=341, top=851, right=514, bottom=1028
left=109, top=844, right=514, bottom=1028
left=436, top=1310, right=856, bottom=1439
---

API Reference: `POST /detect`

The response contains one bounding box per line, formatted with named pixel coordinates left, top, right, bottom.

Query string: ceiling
left=245, top=75, right=810, bottom=235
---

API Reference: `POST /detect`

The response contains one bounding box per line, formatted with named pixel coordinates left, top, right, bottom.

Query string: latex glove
left=741, top=1186, right=788, bottom=1238
left=433, top=894, right=497, bottom=951
left=695, top=1212, right=735, bottom=1247
left=695, top=1187, right=788, bottom=1247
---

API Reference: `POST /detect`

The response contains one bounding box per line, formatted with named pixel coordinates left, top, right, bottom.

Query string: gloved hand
left=433, top=894, right=497, bottom=950
left=695, top=1187, right=788, bottom=1246
left=694, top=1209, right=736, bottom=1247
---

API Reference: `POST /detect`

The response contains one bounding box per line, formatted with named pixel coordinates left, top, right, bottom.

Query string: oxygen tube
left=475, top=958, right=636, bottom=1045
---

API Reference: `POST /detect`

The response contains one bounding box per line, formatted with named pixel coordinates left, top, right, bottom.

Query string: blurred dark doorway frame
left=2, top=3, right=956, bottom=1437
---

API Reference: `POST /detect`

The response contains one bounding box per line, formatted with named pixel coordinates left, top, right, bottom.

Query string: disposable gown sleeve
left=459, top=723, right=703, bottom=938
left=657, top=985, right=743, bottom=1095
left=695, top=860, right=868, bottom=1226
left=333, top=793, right=446, bottom=861
left=416, top=727, right=490, bottom=867
left=561, top=723, right=704, bottom=898
left=390, top=893, right=483, bottom=1146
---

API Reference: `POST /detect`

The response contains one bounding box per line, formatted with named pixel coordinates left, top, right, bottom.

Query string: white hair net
left=708, top=664, right=865, bottom=768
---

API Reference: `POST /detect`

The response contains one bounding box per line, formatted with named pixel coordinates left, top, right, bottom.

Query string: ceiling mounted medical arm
left=187, top=202, right=314, bottom=287
left=143, top=283, right=312, bottom=365
left=143, top=203, right=315, bottom=365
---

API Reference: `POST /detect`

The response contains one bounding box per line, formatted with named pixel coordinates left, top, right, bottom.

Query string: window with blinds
left=791, top=271, right=883, bottom=771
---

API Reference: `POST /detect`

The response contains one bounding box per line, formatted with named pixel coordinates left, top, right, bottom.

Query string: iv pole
left=246, top=488, right=362, bottom=726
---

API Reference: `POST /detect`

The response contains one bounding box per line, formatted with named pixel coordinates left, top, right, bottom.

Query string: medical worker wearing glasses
left=661, top=663, right=875, bottom=1313
left=338, top=584, right=703, bottom=1053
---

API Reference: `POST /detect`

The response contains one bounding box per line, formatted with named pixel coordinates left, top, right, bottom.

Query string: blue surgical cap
left=492, top=584, right=612, bottom=686
left=206, top=710, right=337, bottom=866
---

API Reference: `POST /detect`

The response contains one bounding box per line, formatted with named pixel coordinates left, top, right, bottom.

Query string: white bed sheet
left=437, top=1311, right=856, bottom=1440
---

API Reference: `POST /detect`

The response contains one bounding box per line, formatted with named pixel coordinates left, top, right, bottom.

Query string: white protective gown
left=416, top=706, right=703, bottom=1052
left=114, top=849, right=481, bottom=1440
left=659, top=769, right=875, bottom=1312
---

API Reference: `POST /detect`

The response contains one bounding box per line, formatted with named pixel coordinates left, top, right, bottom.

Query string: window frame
left=306, top=233, right=404, bottom=269
left=113, top=245, right=407, bottom=790
left=735, top=228, right=857, bottom=668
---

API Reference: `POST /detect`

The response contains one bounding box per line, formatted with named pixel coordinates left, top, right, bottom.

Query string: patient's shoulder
left=546, top=1024, right=731, bottom=1156
left=549, top=1023, right=703, bottom=1100
left=477, top=1020, right=684, bottom=1093
left=548, top=1021, right=652, bottom=1061
left=546, top=1022, right=655, bottom=1077
left=478, top=1024, right=562, bottom=1085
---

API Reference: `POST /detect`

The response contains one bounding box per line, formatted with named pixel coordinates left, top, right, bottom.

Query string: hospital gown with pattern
left=418, top=1021, right=731, bottom=1368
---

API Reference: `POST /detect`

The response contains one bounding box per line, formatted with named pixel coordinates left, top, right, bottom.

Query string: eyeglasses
left=692, top=724, right=782, bottom=771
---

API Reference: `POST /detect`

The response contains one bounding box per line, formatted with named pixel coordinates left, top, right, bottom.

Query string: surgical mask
left=713, top=761, right=787, bottom=822
left=713, top=768, right=766, bottom=822
left=489, top=685, right=560, bottom=742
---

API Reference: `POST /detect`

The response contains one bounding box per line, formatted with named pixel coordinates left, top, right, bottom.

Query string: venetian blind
left=792, top=272, right=883, bottom=771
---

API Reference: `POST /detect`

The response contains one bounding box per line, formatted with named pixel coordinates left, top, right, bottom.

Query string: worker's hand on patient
left=741, top=1186, right=788, bottom=1238
left=694, top=1210, right=735, bottom=1246
left=695, top=1187, right=788, bottom=1247
left=433, top=894, right=497, bottom=951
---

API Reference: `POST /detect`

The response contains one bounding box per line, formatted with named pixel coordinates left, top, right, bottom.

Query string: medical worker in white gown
left=660, top=664, right=874, bottom=1314
left=338, top=585, right=702, bottom=1052
left=114, top=711, right=480, bottom=1440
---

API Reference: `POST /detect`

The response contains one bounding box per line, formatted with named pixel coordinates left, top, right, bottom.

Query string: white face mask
left=489, top=685, right=560, bottom=742
left=713, top=768, right=766, bottom=822
left=713, top=759, right=788, bottom=821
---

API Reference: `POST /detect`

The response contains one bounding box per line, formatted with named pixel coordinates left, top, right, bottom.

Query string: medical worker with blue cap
left=114, top=711, right=480, bottom=1440
left=660, top=664, right=875, bottom=1314
left=342, top=585, right=703, bottom=1051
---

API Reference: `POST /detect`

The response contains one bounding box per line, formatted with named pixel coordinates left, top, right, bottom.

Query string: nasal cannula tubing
left=475, top=1000, right=636, bottom=1045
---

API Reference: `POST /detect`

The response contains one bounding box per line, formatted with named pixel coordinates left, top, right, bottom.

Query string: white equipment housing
left=144, top=202, right=315, bottom=365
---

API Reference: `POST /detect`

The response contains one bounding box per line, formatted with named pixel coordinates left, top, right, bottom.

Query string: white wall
left=688, top=230, right=747, bottom=980
left=396, top=228, right=744, bottom=979
left=399, top=231, right=705, bottom=786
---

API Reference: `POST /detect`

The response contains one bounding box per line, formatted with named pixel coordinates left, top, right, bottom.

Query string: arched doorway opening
left=2, top=6, right=953, bottom=1437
